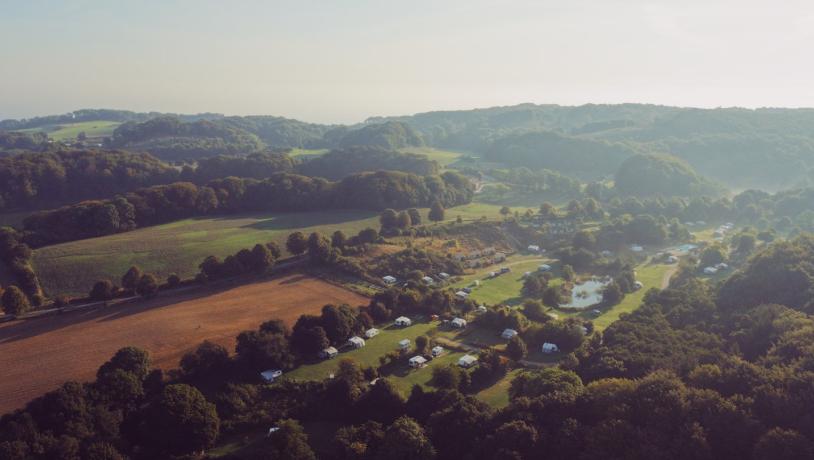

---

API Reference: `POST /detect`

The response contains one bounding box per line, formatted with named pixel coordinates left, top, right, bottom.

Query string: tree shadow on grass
left=239, top=210, right=377, bottom=232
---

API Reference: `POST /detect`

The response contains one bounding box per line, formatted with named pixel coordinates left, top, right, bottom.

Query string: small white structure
left=501, top=328, right=518, bottom=340
left=527, top=245, right=541, bottom=252
left=539, top=264, right=552, bottom=272
left=667, top=255, right=679, bottom=264
left=630, top=244, right=644, bottom=252
left=715, top=262, right=729, bottom=270
left=473, top=280, right=481, bottom=287
left=633, top=281, right=644, bottom=290
left=260, top=369, right=283, bottom=382
left=394, top=316, right=412, bottom=327
left=421, top=276, right=435, bottom=285
left=267, top=426, right=280, bottom=437
left=451, top=317, right=467, bottom=329
left=458, top=354, right=478, bottom=368
left=365, top=328, right=380, bottom=338
left=476, top=305, right=488, bottom=314
left=488, top=271, right=497, bottom=278
left=409, top=356, right=428, bottom=368
left=431, top=346, right=444, bottom=357
left=455, top=291, right=469, bottom=300
left=703, top=266, right=718, bottom=275
left=438, top=272, right=450, bottom=280
left=320, top=347, right=338, bottom=359
left=542, top=342, right=559, bottom=354
left=398, top=339, right=411, bottom=350
left=348, top=336, right=366, bottom=348
left=382, top=275, right=397, bottom=285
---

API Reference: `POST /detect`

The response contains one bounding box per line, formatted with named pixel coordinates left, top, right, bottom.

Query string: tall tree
left=287, top=231, right=308, bottom=255
left=142, top=384, right=220, bottom=456
left=429, top=201, right=445, bottom=223
left=121, top=266, right=143, bottom=291
left=1, top=286, right=30, bottom=315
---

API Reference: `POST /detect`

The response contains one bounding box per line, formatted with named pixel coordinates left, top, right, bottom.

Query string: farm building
left=398, top=339, right=411, bottom=350
left=501, top=328, right=518, bottom=339
left=320, top=347, right=338, bottom=359
left=542, top=343, right=559, bottom=354
left=260, top=369, right=283, bottom=382
left=421, top=276, right=434, bottom=285
left=451, top=317, right=467, bottom=329
left=394, top=316, right=412, bottom=327
left=348, top=336, right=366, bottom=348
left=365, top=328, right=380, bottom=338
left=409, top=356, right=428, bottom=368
left=382, top=275, right=397, bottom=285
left=431, top=346, right=444, bottom=357
left=458, top=355, right=478, bottom=368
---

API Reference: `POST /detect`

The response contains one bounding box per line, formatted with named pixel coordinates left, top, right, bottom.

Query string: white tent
left=542, top=342, right=559, bottom=354
left=409, top=356, right=428, bottom=368
left=458, top=355, right=478, bottom=368
left=395, top=316, right=412, bottom=327
left=451, top=317, right=467, bottom=328
left=348, top=336, right=366, bottom=348
left=501, top=328, right=518, bottom=339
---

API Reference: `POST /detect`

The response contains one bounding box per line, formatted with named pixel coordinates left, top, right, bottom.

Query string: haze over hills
left=6, top=102, right=814, bottom=189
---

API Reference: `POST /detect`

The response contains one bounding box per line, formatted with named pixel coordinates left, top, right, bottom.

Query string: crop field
left=451, top=256, right=554, bottom=305
left=32, top=209, right=381, bottom=296
left=17, top=120, right=121, bottom=141
left=0, top=273, right=367, bottom=414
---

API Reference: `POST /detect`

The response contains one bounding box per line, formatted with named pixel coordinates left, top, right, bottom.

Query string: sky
left=2, top=0, right=814, bottom=124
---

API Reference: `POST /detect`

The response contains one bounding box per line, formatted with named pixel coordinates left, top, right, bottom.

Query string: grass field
left=400, top=147, right=465, bottom=167
left=475, top=369, right=522, bottom=408
left=18, top=120, right=121, bottom=141
left=288, top=148, right=329, bottom=158
left=0, top=273, right=367, bottom=414
left=451, top=256, right=553, bottom=305
left=445, top=202, right=535, bottom=222
left=32, top=209, right=381, bottom=296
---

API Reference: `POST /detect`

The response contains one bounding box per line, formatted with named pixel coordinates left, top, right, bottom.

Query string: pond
left=561, top=277, right=611, bottom=310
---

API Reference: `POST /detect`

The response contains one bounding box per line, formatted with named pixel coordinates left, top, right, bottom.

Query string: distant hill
left=296, top=146, right=438, bottom=180
left=614, top=153, right=723, bottom=197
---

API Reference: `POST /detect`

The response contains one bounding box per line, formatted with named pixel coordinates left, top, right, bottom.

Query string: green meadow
left=451, top=256, right=554, bottom=305
left=18, top=120, right=121, bottom=141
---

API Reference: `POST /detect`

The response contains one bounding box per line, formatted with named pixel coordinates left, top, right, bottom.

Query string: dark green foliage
left=135, top=273, right=158, bottom=297
left=236, top=330, right=294, bottom=371
left=120, top=266, right=142, bottom=291
left=259, top=418, right=317, bottom=460
left=180, top=341, right=231, bottom=378
left=298, top=146, right=437, bottom=180
left=506, top=335, right=528, bottom=361
left=1, top=285, right=30, bottom=315
left=142, top=384, right=220, bottom=455
left=89, top=280, right=116, bottom=301
left=428, top=201, right=445, bottom=222
left=509, top=367, right=584, bottom=400
left=337, top=121, right=423, bottom=150
left=615, top=153, right=722, bottom=197
left=376, top=416, right=435, bottom=460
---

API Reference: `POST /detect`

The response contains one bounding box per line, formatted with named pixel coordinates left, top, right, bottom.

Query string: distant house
left=260, top=369, right=283, bottom=382
left=703, top=266, right=718, bottom=275
left=455, top=291, right=469, bottom=300
left=501, top=328, right=518, bottom=340
left=320, top=347, right=338, bottom=359
left=438, top=272, right=450, bottom=280
left=421, top=276, right=435, bottom=285
left=365, top=328, right=380, bottom=339
left=527, top=245, right=541, bottom=252
left=431, top=346, right=444, bottom=357
left=539, top=264, right=552, bottom=272
left=398, top=339, right=411, bottom=350
left=394, top=316, right=412, bottom=327
left=348, top=336, right=366, bottom=348
left=409, top=356, right=428, bottom=368
left=382, top=275, right=397, bottom=285
left=451, top=317, right=467, bottom=329
left=542, top=343, right=559, bottom=354
left=458, top=355, right=478, bottom=368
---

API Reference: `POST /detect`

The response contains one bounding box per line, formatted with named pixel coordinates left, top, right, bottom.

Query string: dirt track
left=0, top=274, right=367, bottom=414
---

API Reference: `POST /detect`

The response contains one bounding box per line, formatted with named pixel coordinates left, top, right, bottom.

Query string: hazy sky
left=2, top=0, right=814, bottom=123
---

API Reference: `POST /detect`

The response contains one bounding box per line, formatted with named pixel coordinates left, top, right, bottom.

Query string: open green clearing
left=288, top=148, right=329, bottom=158
left=400, top=147, right=465, bottom=167
left=17, top=120, right=121, bottom=141
left=32, top=209, right=380, bottom=296
left=451, top=256, right=554, bottom=305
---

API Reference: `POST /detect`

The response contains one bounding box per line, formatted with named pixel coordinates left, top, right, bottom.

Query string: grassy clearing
left=445, top=203, right=535, bottom=222
left=475, top=369, right=522, bottom=408
left=451, top=256, right=553, bottom=305
left=288, top=148, right=329, bottom=158
left=32, top=209, right=380, bottom=296
left=18, top=120, right=121, bottom=141
left=400, top=147, right=465, bottom=167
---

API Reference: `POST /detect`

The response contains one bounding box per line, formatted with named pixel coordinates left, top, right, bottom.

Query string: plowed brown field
left=0, top=274, right=367, bottom=414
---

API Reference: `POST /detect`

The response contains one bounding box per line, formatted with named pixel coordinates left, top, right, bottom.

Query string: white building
left=260, top=369, right=283, bottom=382
left=365, top=328, right=380, bottom=338
left=394, top=316, right=412, bottom=327
left=382, top=275, right=397, bottom=285
left=409, top=356, right=428, bottom=368
left=451, top=317, right=467, bottom=329
left=320, top=347, right=338, bottom=359
left=542, top=343, right=559, bottom=354
left=348, top=336, right=366, bottom=348
left=501, top=328, right=518, bottom=340
left=431, top=346, right=444, bottom=357
left=398, top=339, right=411, bottom=350
left=458, top=355, right=478, bottom=368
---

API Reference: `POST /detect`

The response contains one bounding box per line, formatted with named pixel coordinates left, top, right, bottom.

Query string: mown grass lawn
left=475, top=369, right=522, bottom=408
left=451, top=256, right=553, bottom=305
